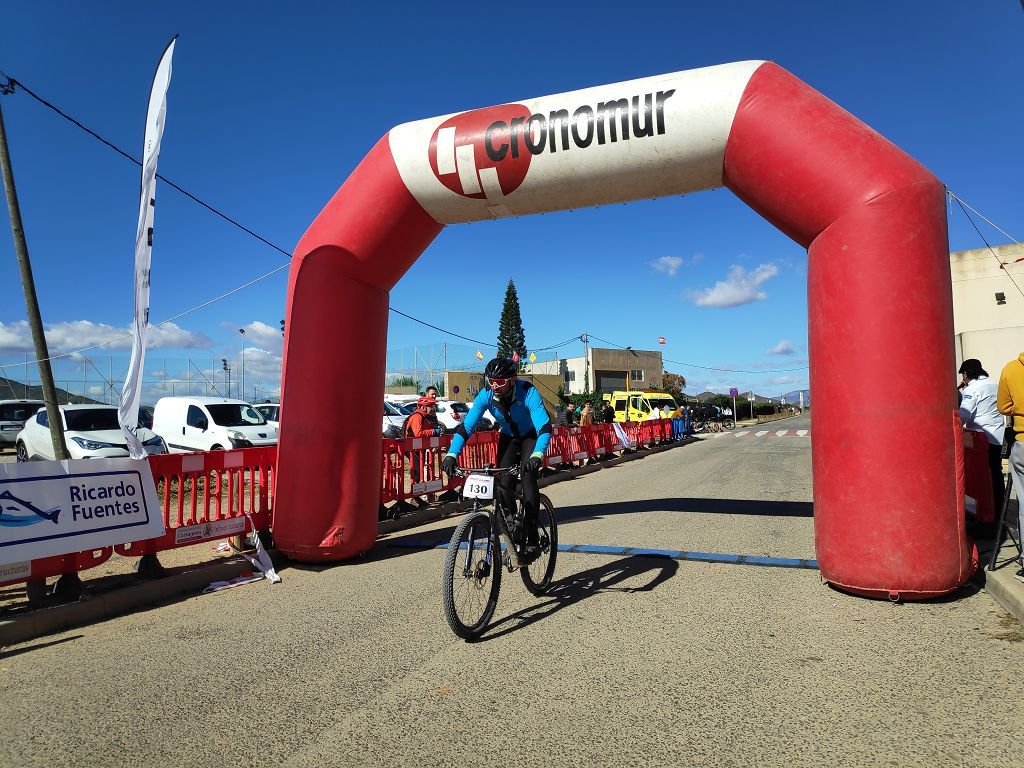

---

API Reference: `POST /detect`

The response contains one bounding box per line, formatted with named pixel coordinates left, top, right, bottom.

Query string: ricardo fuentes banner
left=0, top=458, right=163, bottom=568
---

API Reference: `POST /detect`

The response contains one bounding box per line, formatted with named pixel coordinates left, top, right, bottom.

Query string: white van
left=152, top=396, right=278, bottom=453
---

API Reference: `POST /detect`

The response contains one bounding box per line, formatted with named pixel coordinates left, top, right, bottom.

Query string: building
left=523, top=347, right=663, bottom=395
left=950, top=243, right=1024, bottom=374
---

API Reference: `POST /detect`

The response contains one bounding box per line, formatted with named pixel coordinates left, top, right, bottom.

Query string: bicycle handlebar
left=453, top=465, right=519, bottom=477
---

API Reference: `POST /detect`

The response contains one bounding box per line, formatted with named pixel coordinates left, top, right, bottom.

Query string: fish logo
left=0, top=489, right=61, bottom=528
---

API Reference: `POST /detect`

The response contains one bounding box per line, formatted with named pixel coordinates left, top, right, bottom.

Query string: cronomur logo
left=0, top=489, right=60, bottom=528
left=429, top=104, right=533, bottom=216
left=428, top=89, right=677, bottom=216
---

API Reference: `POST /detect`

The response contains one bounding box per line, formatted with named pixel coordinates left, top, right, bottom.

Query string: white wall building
left=523, top=347, right=663, bottom=394
left=950, top=243, right=1024, bottom=377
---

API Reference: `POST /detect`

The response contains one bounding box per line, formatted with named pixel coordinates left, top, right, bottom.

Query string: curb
left=975, top=536, right=1024, bottom=625
left=985, top=569, right=1024, bottom=625
left=0, top=556, right=256, bottom=647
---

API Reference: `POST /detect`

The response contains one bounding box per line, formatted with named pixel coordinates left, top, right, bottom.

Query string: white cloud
left=0, top=320, right=212, bottom=357
left=768, top=374, right=805, bottom=386
left=687, top=263, right=779, bottom=308
left=239, top=321, right=284, bottom=356
left=650, top=256, right=683, bottom=277
left=766, top=339, right=795, bottom=356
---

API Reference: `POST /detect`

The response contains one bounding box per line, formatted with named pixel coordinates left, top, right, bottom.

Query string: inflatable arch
left=274, top=61, right=975, bottom=600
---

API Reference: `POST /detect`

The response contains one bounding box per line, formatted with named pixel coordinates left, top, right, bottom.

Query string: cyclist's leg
left=518, top=435, right=540, bottom=547
left=495, top=433, right=519, bottom=518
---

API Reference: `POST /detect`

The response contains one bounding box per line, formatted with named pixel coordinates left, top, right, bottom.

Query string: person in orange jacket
left=404, top=396, right=443, bottom=508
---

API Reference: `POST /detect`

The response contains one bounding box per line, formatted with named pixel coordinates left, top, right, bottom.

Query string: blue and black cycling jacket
left=446, top=380, right=552, bottom=458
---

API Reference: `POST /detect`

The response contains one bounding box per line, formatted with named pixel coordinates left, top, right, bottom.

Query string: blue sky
left=0, top=2, right=1021, bottom=402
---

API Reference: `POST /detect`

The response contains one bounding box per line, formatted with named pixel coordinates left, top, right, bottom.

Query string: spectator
left=556, top=400, right=575, bottom=427
left=958, top=359, right=1005, bottom=517
left=580, top=402, right=594, bottom=426
left=424, top=385, right=439, bottom=399
left=997, top=352, right=1024, bottom=580
left=601, top=400, right=615, bottom=423
left=404, top=396, right=443, bottom=508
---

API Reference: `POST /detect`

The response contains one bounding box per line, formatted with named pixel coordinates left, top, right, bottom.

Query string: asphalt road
left=2, top=414, right=1022, bottom=767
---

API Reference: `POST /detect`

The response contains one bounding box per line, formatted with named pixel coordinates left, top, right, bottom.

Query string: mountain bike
left=441, top=465, right=557, bottom=640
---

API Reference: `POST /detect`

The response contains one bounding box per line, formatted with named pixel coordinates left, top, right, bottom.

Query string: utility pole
left=0, top=90, right=68, bottom=461
left=0, top=85, right=75, bottom=602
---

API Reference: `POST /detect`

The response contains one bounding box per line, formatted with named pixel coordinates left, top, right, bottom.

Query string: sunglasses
left=488, top=377, right=511, bottom=388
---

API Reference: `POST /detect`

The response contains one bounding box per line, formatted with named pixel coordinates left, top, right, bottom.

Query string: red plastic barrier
left=544, top=427, right=573, bottom=468
left=379, top=431, right=500, bottom=509
left=0, top=447, right=277, bottom=589
left=117, top=447, right=276, bottom=557
left=962, top=429, right=996, bottom=523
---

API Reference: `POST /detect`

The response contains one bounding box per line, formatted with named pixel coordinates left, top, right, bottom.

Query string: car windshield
left=383, top=401, right=405, bottom=417
left=450, top=403, right=469, bottom=413
left=647, top=398, right=676, bottom=411
left=206, top=404, right=267, bottom=427
left=64, top=408, right=120, bottom=432
left=0, top=403, right=43, bottom=421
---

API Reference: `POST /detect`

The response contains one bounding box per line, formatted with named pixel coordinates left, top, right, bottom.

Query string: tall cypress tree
left=496, top=279, right=527, bottom=364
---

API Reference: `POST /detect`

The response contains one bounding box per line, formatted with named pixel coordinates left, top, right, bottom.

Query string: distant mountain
left=686, top=391, right=772, bottom=403
left=780, top=389, right=810, bottom=405
left=0, top=376, right=102, bottom=405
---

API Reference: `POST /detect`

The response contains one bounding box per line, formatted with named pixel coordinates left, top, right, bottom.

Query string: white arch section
left=274, top=61, right=975, bottom=601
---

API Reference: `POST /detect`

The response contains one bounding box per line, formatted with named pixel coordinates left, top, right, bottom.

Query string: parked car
left=383, top=400, right=406, bottom=438
left=16, top=404, right=167, bottom=461
left=434, top=399, right=496, bottom=431
left=255, top=403, right=279, bottom=428
left=152, top=396, right=278, bottom=453
left=0, top=399, right=44, bottom=449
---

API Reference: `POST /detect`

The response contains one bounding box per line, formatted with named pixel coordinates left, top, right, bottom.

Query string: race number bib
left=462, top=474, right=494, bottom=499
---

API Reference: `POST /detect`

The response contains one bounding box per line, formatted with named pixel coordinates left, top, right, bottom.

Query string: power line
left=585, top=333, right=809, bottom=374
left=0, top=72, right=294, bottom=260
left=947, top=190, right=1024, bottom=301
left=0, top=71, right=559, bottom=359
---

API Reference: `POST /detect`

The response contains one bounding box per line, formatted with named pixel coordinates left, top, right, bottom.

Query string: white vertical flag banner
left=119, top=36, right=176, bottom=459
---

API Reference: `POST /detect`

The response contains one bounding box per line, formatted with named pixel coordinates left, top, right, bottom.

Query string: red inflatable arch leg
left=723, top=63, right=975, bottom=598
left=272, top=137, right=442, bottom=561
left=276, top=61, right=975, bottom=599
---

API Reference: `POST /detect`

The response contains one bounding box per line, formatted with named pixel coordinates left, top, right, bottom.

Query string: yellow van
left=607, top=391, right=678, bottom=422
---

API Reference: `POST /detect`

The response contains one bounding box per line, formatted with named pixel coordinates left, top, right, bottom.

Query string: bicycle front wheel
left=723, top=419, right=735, bottom=430
left=442, top=511, right=501, bottom=640
left=521, top=495, right=558, bottom=596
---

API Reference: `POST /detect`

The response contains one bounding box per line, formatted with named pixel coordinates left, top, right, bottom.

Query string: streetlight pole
left=238, top=328, right=245, bottom=402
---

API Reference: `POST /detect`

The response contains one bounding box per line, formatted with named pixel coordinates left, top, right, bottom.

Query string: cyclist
left=441, top=357, right=552, bottom=565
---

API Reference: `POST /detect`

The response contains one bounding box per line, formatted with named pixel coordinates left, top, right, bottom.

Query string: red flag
left=512, top=352, right=520, bottom=362
left=658, top=336, right=667, bottom=345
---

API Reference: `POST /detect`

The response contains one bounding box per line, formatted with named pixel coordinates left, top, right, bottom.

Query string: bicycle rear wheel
left=521, top=495, right=558, bottom=596
left=442, top=511, right=501, bottom=640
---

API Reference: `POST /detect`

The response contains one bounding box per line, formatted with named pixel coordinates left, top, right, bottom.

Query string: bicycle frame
left=457, top=466, right=526, bottom=572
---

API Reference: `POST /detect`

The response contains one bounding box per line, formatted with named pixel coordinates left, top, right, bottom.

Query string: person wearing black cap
left=958, top=358, right=1005, bottom=517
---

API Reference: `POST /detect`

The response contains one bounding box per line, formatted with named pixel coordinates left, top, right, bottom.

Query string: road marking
left=390, top=540, right=818, bottom=570
left=697, top=429, right=811, bottom=439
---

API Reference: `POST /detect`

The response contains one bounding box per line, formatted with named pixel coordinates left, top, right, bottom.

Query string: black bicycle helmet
left=484, top=357, right=518, bottom=379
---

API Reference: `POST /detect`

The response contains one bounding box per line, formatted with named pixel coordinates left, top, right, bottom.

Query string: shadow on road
left=369, top=497, right=814, bottom=565
left=476, top=554, right=678, bottom=642
left=557, top=497, right=814, bottom=523
left=0, top=634, right=82, bottom=658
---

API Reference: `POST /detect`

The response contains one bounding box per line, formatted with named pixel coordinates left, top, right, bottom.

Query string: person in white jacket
left=958, top=358, right=1005, bottom=515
